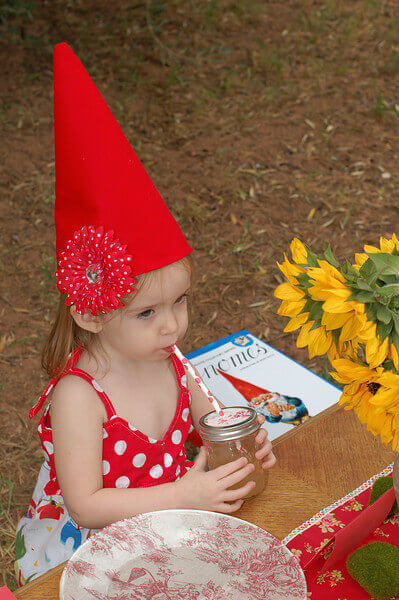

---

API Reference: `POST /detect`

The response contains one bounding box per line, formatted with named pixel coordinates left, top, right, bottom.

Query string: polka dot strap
left=67, top=368, right=117, bottom=420
left=29, top=346, right=83, bottom=419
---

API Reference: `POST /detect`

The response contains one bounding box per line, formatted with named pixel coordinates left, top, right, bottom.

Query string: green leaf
left=392, top=313, right=399, bottom=336
left=355, top=291, right=375, bottom=303
left=391, top=331, right=399, bottom=350
left=382, top=358, right=396, bottom=372
left=376, top=304, right=393, bottom=324
left=343, top=260, right=359, bottom=280
left=359, top=258, right=375, bottom=279
left=366, top=304, right=377, bottom=322
left=377, top=320, right=393, bottom=341
left=323, top=244, right=340, bottom=268
left=378, top=274, right=398, bottom=285
left=367, top=253, right=399, bottom=277
left=306, top=248, right=319, bottom=268
left=357, top=278, right=373, bottom=291
left=347, top=290, right=357, bottom=302
left=303, top=298, right=314, bottom=313
left=378, top=284, right=399, bottom=298
left=308, top=301, right=323, bottom=324
left=296, top=273, right=310, bottom=288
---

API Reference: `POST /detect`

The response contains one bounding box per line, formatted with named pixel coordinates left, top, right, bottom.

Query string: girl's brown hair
left=42, top=254, right=195, bottom=379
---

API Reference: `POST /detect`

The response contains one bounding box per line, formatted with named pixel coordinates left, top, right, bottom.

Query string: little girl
left=15, top=43, right=276, bottom=586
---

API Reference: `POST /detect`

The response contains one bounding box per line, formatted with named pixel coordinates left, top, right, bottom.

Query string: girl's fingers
left=220, top=499, right=245, bottom=514
left=255, top=430, right=267, bottom=444
left=213, top=456, right=248, bottom=479
left=262, top=452, right=277, bottom=469
left=219, top=462, right=255, bottom=489
left=223, top=480, right=256, bottom=502
left=255, top=440, right=272, bottom=459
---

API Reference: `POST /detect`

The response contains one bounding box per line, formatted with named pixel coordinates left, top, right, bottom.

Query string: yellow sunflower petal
left=366, top=336, right=390, bottom=368
left=389, top=343, right=399, bottom=371
left=321, top=312, right=350, bottom=331
left=315, top=259, right=346, bottom=283
left=277, top=299, right=307, bottom=317
left=283, top=312, right=310, bottom=333
left=364, top=244, right=380, bottom=254
left=274, top=282, right=305, bottom=301
left=330, top=358, right=375, bottom=383
left=308, top=329, right=332, bottom=358
left=358, top=321, right=377, bottom=342
left=290, top=238, right=307, bottom=264
left=377, top=371, right=399, bottom=388
left=297, top=321, right=315, bottom=348
left=338, top=313, right=364, bottom=344
left=379, top=237, right=395, bottom=253
left=322, top=297, right=354, bottom=313
left=354, top=253, right=368, bottom=268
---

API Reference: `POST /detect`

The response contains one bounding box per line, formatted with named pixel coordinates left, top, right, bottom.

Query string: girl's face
left=98, top=261, right=191, bottom=365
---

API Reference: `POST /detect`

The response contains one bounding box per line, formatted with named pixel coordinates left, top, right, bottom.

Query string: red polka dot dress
left=15, top=346, right=196, bottom=585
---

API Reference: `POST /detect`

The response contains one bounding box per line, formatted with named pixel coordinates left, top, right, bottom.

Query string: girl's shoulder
left=50, top=372, right=108, bottom=425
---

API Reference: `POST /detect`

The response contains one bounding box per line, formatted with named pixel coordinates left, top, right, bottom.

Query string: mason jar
left=198, top=406, right=268, bottom=500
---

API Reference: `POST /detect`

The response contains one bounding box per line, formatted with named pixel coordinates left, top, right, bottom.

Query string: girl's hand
left=254, top=414, right=277, bottom=470
left=175, top=447, right=257, bottom=514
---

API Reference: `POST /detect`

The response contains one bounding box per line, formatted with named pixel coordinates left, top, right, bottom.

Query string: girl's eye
left=137, top=309, right=154, bottom=319
left=176, top=293, right=189, bottom=303
left=137, top=294, right=189, bottom=319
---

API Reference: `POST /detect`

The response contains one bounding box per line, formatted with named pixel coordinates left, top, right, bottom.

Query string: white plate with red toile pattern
left=60, top=509, right=307, bottom=600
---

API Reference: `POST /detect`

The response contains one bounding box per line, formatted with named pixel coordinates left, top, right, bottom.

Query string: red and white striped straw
left=172, top=345, right=224, bottom=415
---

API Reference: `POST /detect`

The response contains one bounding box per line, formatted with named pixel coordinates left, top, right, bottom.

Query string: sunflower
left=274, top=235, right=399, bottom=451
left=295, top=320, right=334, bottom=358
left=307, top=259, right=370, bottom=346
left=275, top=240, right=309, bottom=328
left=330, top=358, right=399, bottom=451
left=275, top=276, right=336, bottom=360
left=275, top=242, right=358, bottom=360
left=350, top=234, right=399, bottom=367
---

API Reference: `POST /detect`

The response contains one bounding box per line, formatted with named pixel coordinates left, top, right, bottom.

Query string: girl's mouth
left=161, top=345, right=175, bottom=353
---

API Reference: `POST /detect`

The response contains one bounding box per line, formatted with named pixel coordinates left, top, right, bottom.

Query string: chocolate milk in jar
left=198, top=406, right=268, bottom=500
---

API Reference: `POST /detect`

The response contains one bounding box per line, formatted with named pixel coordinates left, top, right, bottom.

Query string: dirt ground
left=1, top=0, right=399, bottom=589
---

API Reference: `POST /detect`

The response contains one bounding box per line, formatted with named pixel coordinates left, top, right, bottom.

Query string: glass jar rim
left=198, top=406, right=260, bottom=441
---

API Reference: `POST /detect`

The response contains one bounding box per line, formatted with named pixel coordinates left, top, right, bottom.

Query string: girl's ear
left=69, top=304, right=103, bottom=333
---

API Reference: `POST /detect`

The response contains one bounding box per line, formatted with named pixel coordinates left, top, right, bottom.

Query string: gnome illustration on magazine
left=217, top=369, right=310, bottom=425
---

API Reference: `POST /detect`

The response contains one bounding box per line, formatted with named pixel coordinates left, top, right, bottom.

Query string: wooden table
left=15, top=404, right=394, bottom=599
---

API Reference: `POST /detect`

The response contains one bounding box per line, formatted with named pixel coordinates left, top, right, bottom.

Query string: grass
left=0, top=474, right=16, bottom=589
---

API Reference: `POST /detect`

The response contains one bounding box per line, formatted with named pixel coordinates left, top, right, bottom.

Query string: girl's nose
left=160, top=308, right=179, bottom=336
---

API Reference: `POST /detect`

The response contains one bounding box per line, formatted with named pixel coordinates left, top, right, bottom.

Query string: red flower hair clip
left=55, top=225, right=134, bottom=316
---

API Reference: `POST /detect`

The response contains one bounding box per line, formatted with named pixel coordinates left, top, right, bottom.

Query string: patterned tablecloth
left=284, top=464, right=398, bottom=599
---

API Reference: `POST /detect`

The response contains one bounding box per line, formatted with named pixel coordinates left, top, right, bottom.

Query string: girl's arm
left=51, top=376, right=184, bottom=530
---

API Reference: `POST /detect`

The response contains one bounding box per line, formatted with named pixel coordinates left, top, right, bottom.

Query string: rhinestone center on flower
left=86, top=264, right=102, bottom=283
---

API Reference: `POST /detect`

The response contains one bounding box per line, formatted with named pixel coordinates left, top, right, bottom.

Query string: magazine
left=186, top=329, right=342, bottom=441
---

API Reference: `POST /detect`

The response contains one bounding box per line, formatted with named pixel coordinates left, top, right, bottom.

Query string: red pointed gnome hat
left=53, top=43, right=192, bottom=315
left=216, top=369, right=271, bottom=402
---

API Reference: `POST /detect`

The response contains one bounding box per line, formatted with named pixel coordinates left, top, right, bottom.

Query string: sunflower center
left=367, top=382, right=381, bottom=395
